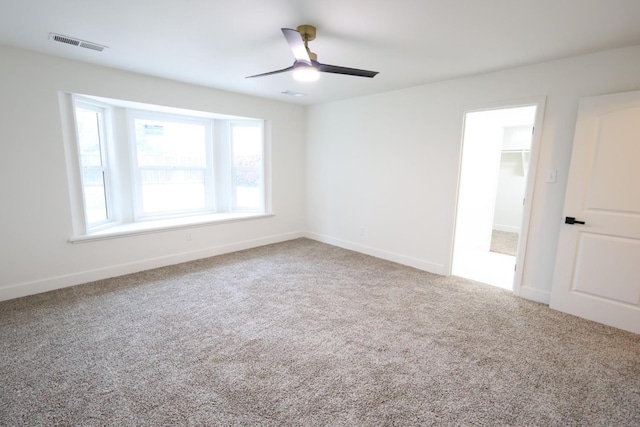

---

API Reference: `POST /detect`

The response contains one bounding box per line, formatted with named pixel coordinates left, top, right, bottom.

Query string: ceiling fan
left=246, top=25, right=379, bottom=81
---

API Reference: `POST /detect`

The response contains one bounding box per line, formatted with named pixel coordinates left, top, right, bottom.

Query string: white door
left=550, top=90, right=640, bottom=334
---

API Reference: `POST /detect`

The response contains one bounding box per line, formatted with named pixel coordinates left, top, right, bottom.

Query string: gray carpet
left=491, top=230, right=519, bottom=256
left=1, top=239, right=639, bottom=426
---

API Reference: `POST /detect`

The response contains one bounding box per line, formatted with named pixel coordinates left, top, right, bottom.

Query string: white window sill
left=69, top=212, right=274, bottom=243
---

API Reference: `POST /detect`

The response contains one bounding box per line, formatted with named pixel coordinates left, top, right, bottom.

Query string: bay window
left=65, top=94, right=268, bottom=240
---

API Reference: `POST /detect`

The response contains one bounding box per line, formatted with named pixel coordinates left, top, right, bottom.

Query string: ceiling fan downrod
left=297, top=25, right=318, bottom=61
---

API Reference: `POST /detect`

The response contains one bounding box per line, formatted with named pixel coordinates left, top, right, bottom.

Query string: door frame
left=449, top=96, right=547, bottom=296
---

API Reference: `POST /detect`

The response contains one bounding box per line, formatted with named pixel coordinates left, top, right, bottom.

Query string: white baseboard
left=0, top=231, right=304, bottom=302
left=304, top=231, right=447, bottom=275
left=3, top=230, right=551, bottom=307
left=493, top=224, right=521, bottom=233
left=517, top=285, right=551, bottom=305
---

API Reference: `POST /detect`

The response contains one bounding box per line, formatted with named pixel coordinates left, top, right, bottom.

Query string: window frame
left=127, top=109, right=216, bottom=221
left=71, top=97, right=115, bottom=232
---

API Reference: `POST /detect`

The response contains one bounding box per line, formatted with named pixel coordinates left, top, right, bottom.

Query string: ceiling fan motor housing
left=296, top=25, right=316, bottom=41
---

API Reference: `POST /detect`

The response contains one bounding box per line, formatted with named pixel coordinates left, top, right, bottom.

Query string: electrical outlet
left=359, top=227, right=365, bottom=236
left=185, top=231, right=192, bottom=241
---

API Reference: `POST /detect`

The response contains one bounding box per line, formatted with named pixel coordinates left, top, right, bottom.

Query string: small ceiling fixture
left=49, top=33, right=108, bottom=52
left=247, top=25, right=378, bottom=81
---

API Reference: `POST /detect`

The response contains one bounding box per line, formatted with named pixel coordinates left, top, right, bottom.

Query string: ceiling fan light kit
left=292, top=65, right=320, bottom=82
left=246, top=25, right=378, bottom=81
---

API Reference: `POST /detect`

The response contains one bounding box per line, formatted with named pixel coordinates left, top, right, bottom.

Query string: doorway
left=452, top=104, right=540, bottom=291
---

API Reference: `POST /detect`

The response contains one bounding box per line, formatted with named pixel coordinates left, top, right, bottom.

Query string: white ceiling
left=2, top=0, right=640, bottom=105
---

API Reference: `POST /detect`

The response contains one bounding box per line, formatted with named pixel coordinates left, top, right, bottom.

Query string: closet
left=492, top=126, right=532, bottom=237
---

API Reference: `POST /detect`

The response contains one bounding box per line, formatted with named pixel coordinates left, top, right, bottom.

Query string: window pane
left=232, top=125, right=263, bottom=209
left=75, top=105, right=108, bottom=226
left=82, top=170, right=108, bottom=224
left=133, top=118, right=209, bottom=215
left=75, top=109, right=103, bottom=167
left=140, top=169, right=206, bottom=213
left=135, top=119, right=206, bottom=167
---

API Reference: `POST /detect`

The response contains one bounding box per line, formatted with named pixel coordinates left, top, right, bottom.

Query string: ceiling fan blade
left=316, top=62, right=379, bottom=78
left=281, top=28, right=311, bottom=64
left=245, top=65, right=295, bottom=79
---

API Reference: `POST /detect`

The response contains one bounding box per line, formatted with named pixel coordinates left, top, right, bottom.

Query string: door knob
left=565, top=216, right=586, bottom=225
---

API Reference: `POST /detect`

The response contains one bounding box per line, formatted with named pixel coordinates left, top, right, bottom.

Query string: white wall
left=4, top=43, right=640, bottom=305
left=306, top=44, right=640, bottom=303
left=0, top=45, right=307, bottom=300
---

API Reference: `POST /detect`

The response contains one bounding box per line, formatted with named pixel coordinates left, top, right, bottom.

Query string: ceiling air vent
left=281, top=90, right=307, bottom=97
left=49, top=33, right=107, bottom=52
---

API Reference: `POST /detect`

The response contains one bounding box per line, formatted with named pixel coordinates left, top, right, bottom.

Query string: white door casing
left=550, top=90, right=640, bottom=334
